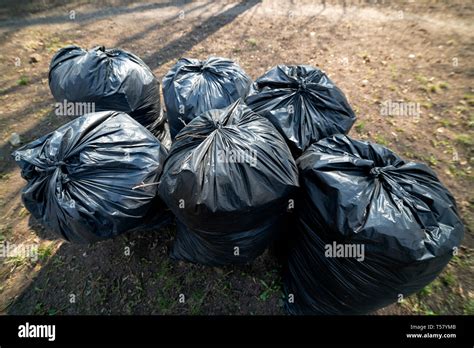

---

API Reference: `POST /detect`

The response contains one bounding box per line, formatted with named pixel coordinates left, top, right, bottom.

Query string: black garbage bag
left=159, top=100, right=299, bottom=265
left=283, top=134, right=464, bottom=314
left=246, top=65, right=356, bottom=156
left=12, top=111, right=170, bottom=244
left=162, top=56, right=252, bottom=139
left=49, top=45, right=170, bottom=146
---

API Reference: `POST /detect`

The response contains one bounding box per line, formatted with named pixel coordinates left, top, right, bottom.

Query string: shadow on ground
left=7, top=220, right=283, bottom=315
left=0, top=0, right=261, bottom=176
left=0, top=0, right=190, bottom=26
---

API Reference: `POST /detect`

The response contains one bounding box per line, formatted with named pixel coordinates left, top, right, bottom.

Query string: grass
left=425, top=81, right=449, bottom=93
left=464, top=299, right=474, bottom=315
left=373, top=134, right=390, bottom=146
left=0, top=172, right=11, bottom=181
left=415, top=74, right=429, bottom=85
left=258, top=278, right=280, bottom=302
left=418, top=285, right=433, bottom=297
left=155, top=259, right=173, bottom=281
left=247, top=38, right=257, bottom=47
left=0, top=225, right=13, bottom=242
left=435, top=139, right=451, bottom=148
left=34, top=302, right=46, bottom=314
left=18, top=207, right=29, bottom=218
left=468, top=116, right=474, bottom=128
left=408, top=253, right=473, bottom=316
left=415, top=75, right=448, bottom=94
left=424, top=154, right=438, bottom=167
left=156, top=293, right=175, bottom=314
left=258, top=270, right=281, bottom=301
left=37, top=243, right=55, bottom=262
left=389, top=64, right=399, bottom=79
left=421, top=101, right=433, bottom=109
left=455, top=134, right=473, bottom=146
left=462, top=93, right=474, bottom=106
left=401, top=296, right=438, bottom=315
left=450, top=254, right=472, bottom=268
left=33, top=302, right=62, bottom=315
left=448, top=164, right=470, bottom=179
left=455, top=104, right=469, bottom=115
left=5, top=255, right=30, bottom=268
left=438, top=81, right=449, bottom=89
left=440, top=271, right=456, bottom=287
left=418, top=277, right=443, bottom=298
left=189, top=287, right=207, bottom=314
left=45, top=37, right=71, bottom=52
left=51, top=256, right=65, bottom=267
left=17, top=75, right=29, bottom=86
left=153, top=260, right=181, bottom=313
left=428, top=84, right=440, bottom=93
left=355, top=121, right=366, bottom=133
left=439, top=119, right=452, bottom=127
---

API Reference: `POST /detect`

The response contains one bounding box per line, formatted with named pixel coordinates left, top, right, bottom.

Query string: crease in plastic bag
left=49, top=45, right=170, bottom=147
left=162, top=56, right=252, bottom=139
left=246, top=65, right=356, bottom=156
left=12, top=111, right=170, bottom=244
left=283, top=134, right=464, bottom=314
left=159, top=99, right=299, bottom=265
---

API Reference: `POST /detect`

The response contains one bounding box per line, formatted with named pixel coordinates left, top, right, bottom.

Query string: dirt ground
left=0, top=0, right=472, bottom=315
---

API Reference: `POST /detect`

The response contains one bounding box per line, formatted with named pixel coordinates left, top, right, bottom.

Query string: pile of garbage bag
left=12, top=50, right=464, bottom=315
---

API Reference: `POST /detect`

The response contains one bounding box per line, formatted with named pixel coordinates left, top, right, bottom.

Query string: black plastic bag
left=162, top=56, right=252, bottom=139
left=246, top=65, right=356, bottom=156
left=283, top=134, right=464, bottom=314
left=12, top=111, right=170, bottom=244
left=159, top=100, right=299, bottom=265
left=49, top=45, right=170, bottom=146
